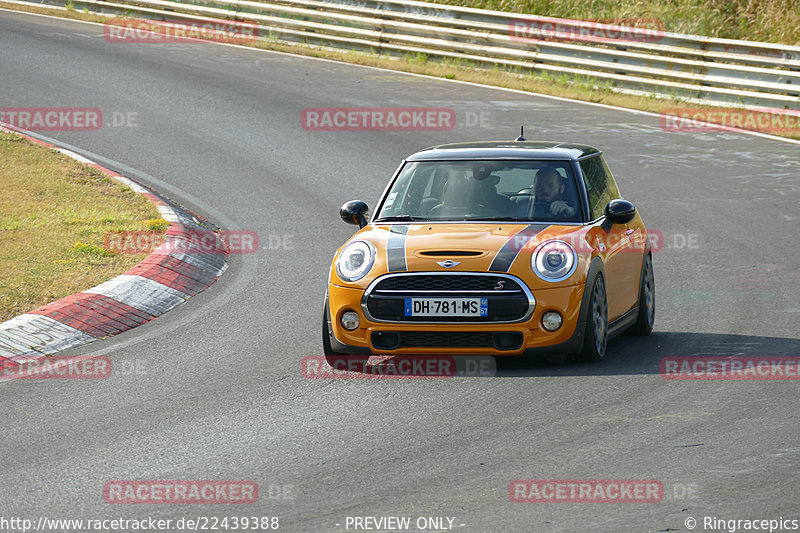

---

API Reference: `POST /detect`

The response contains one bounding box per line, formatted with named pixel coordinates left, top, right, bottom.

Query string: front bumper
left=327, top=281, right=585, bottom=356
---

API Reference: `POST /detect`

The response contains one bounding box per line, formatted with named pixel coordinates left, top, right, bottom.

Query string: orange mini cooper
left=324, top=139, right=655, bottom=363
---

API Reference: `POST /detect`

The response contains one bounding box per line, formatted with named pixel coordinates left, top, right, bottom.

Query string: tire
left=578, top=275, right=608, bottom=362
left=322, top=306, right=341, bottom=358
left=629, top=254, right=655, bottom=336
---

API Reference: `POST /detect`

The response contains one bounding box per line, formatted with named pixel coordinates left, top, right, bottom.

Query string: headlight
left=532, top=240, right=577, bottom=282
left=336, top=240, right=376, bottom=282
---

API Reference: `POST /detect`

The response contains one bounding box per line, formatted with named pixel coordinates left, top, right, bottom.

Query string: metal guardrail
left=16, top=0, right=800, bottom=109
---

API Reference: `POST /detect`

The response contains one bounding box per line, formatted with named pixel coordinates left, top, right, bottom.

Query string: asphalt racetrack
left=1, top=10, right=799, bottom=532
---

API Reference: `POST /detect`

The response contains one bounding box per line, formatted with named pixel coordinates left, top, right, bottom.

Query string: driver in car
left=533, top=168, right=576, bottom=218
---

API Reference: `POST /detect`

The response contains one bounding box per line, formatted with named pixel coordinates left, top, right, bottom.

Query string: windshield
left=374, top=160, right=582, bottom=223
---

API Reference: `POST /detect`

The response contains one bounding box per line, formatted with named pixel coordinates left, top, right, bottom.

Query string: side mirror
left=340, top=200, right=369, bottom=228
left=604, top=199, right=636, bottom=225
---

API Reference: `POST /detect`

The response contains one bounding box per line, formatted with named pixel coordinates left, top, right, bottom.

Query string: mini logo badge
left=437, top=260, right=460, bottom=268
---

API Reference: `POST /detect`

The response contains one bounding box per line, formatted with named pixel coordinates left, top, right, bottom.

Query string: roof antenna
left=515, top=126, right=526, bottom=142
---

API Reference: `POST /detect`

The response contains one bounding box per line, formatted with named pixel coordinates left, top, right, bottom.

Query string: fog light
left=542, top=311, right=562, bottom=332
left=340, top=311, right=360, bottom=331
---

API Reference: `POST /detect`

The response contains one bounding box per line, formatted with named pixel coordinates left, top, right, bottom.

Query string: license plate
left=404, top=297, right=488, bottom=317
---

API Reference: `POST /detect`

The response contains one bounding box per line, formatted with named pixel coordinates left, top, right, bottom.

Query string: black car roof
left=406, top=141, right=600, bottom=161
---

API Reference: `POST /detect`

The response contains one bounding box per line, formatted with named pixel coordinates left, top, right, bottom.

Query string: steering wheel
left=530, top=200, right=553, bottom=216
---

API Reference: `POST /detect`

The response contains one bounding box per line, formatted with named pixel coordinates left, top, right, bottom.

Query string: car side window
left=600, top=158, right=621, bottom=200
left=579, top=156, right=620, bottom=220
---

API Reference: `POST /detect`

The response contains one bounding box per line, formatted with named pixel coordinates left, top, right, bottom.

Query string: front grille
left=364, top=273, right=533, bottom=323
left=375, top=274, right=518, bottom=292
left=371, top=331, right=523, bottom=350
left=397, top=331, right=494, bottom=348
left=418, top=251, right=483, bottom=257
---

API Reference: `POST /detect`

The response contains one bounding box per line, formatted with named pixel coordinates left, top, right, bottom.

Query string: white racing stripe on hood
left=386, top=224, right=409, bottom=272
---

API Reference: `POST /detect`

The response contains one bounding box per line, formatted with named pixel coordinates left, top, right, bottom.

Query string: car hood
left=360, top=222, right=584, bottom=273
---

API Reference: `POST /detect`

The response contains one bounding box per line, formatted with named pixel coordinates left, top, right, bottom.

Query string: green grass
left=0, top=131, right=166, bottom=321
left=430, top=0, right=800, bottom=45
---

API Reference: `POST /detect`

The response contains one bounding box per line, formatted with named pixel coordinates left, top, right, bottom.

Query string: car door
left=579, top=155, right=641, bottom=321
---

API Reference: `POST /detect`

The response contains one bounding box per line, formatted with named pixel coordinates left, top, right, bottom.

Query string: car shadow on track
left=492, top=331, right=800, bottom=377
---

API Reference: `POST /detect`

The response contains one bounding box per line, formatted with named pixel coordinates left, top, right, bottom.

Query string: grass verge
left=0, top=131, right=167, bottom=322
left=432, top=0, right=800, bottom=46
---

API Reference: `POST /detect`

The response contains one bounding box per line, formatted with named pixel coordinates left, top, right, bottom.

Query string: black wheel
left=629, top=254, right=655, bottom=336
left=578, top=275, right=608, bottom=362
left=322, top=306, right=341, bottom=358
left=322, top=306, right=344, bottom=360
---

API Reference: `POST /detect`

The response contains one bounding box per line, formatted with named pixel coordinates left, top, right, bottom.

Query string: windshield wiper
left=373, top=215, right=429, bottom=222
